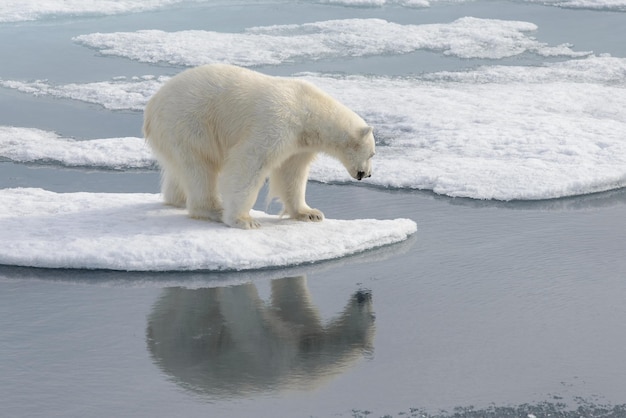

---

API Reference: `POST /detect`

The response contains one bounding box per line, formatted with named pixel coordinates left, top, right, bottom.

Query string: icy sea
left=1, top=1, right=626, bottom=417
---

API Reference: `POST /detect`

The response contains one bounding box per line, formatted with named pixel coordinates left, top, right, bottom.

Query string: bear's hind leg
left=269, top=152, right=324, bottom=222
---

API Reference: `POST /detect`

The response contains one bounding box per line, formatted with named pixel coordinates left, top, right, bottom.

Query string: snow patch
left=72, top=17, right=589, bottom=67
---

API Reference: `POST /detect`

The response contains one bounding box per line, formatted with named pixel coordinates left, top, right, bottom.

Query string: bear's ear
left=360, top=126, right=373, bottom=138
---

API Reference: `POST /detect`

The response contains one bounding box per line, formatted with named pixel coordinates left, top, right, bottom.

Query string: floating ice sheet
left=0, top=76, right=165, bottom=111
left=72, top=17, right=588, bottom=67
left=2, top=56, right=625, bottom=200
left=305, top=57, right=626, bottom=200
left=0, top=0, right=471, bottom=23
left=0, top=188, right=416, bottom=271
left=0, top=126, right=155, bottom=169
left=3, top=56, right=622, bottom=112
left=0, top=0, right=211, bottom=23
left=525, top=0, right=626, bottom=11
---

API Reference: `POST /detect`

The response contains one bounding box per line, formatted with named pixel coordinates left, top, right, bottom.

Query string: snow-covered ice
left=2, top=56, right=625, bottom=201
left=306, top=57, right=626, bottom=200
left=0, top=126, right=154, bottom=170
left=0, top=0, right=212, bottom=23
left=0, top=76, right=165, bottom=111
left=0, top=0, right=467, bottom=22
left=0, top=188, right=416, bottom=271
left=72, top=17, right=588, bottom=67
left=525, top=0, right=626, bottom=11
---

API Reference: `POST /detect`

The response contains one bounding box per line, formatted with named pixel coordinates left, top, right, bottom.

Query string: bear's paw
left=225, top=214, right=261, bottom=230
left=293, top=208, right=325, bottom=223
left=188, top=207, right=223, bottom=223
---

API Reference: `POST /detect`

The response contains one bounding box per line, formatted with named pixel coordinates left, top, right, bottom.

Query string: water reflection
left=146, top=275, right=375, bottom=397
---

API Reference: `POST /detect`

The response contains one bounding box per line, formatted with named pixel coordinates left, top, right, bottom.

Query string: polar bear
left=143, top=64, right=375, bottom=229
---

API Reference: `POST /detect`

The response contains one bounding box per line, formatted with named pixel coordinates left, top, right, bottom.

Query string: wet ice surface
left=0, top=126, right=156, bottom=168
left=0, top=0, right=216, bottom=23
left=0, top=188, right=415, bottom=271
left=527, top=0, right=626, bottom=11
left=1, top=0, right=626, bottom=417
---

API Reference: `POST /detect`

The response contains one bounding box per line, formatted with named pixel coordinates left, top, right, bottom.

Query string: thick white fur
left=143, top=64, right=375, bottom=229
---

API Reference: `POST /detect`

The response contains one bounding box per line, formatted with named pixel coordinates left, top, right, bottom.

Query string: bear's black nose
left=357, top=171, right=365, bottom=180
left=354, top=290, right=372, bottom=304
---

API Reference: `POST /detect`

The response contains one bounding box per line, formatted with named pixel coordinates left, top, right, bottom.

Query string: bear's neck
left=298, top=82, right=354, bottom=158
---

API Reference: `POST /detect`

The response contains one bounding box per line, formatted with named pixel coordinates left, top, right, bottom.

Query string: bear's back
left=145, top=65, right=300, bottom=151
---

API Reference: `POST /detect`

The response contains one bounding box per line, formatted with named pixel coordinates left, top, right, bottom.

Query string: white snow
left=0, top=126, right=154, bottom=169
left=2, top=56, right=625, bottom=201
left=0, top=188, right=416, bottom=271
left=304, top=56, right=626, bottom=200
left=0, top=0, right=211, bottom=23
left=0, top=0, right=473, bottom=23
left=72, top=17, right=588, bottom=67
left=0, top=76, right=165, bottom=111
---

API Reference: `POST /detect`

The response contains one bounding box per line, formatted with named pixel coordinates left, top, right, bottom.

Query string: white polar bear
left=143, top=64, right=375, bottom=229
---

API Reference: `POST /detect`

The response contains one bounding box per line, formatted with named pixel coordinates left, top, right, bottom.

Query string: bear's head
left=343, top=126, right=375, bottom=181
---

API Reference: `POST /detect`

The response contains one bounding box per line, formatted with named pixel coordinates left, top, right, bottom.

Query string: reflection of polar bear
left=143, top=64, right=376, bottom=229
left=146, top=276, right=375, bottom=396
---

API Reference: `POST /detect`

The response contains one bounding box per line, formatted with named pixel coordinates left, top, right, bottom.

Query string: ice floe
left=0, top=126, right=155, bottom=169
left=0, top=76, right=165, bottom=111
left=72, top=17, right=589, bottom=67
left=525, top=0, right=626, bottom=11
left=0, top=0, right=211, bottom=23
left=2, top=56, right=625, bottom=200
left=0, top=188, right=416, bottom=271
left=0, top=0, right=468, bottom=23
left=305, top=59, right=626, bottom=199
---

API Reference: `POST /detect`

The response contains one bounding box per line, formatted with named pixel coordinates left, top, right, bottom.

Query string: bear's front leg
left=219, top=150, right=267, bottom=229
left=179, top=160, right=223, bottom=222
left=221, top=186, right=263, bottom=229
left=269, top=152, right=324, bottom=223
left=226, top=212, right=261, bottom=230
